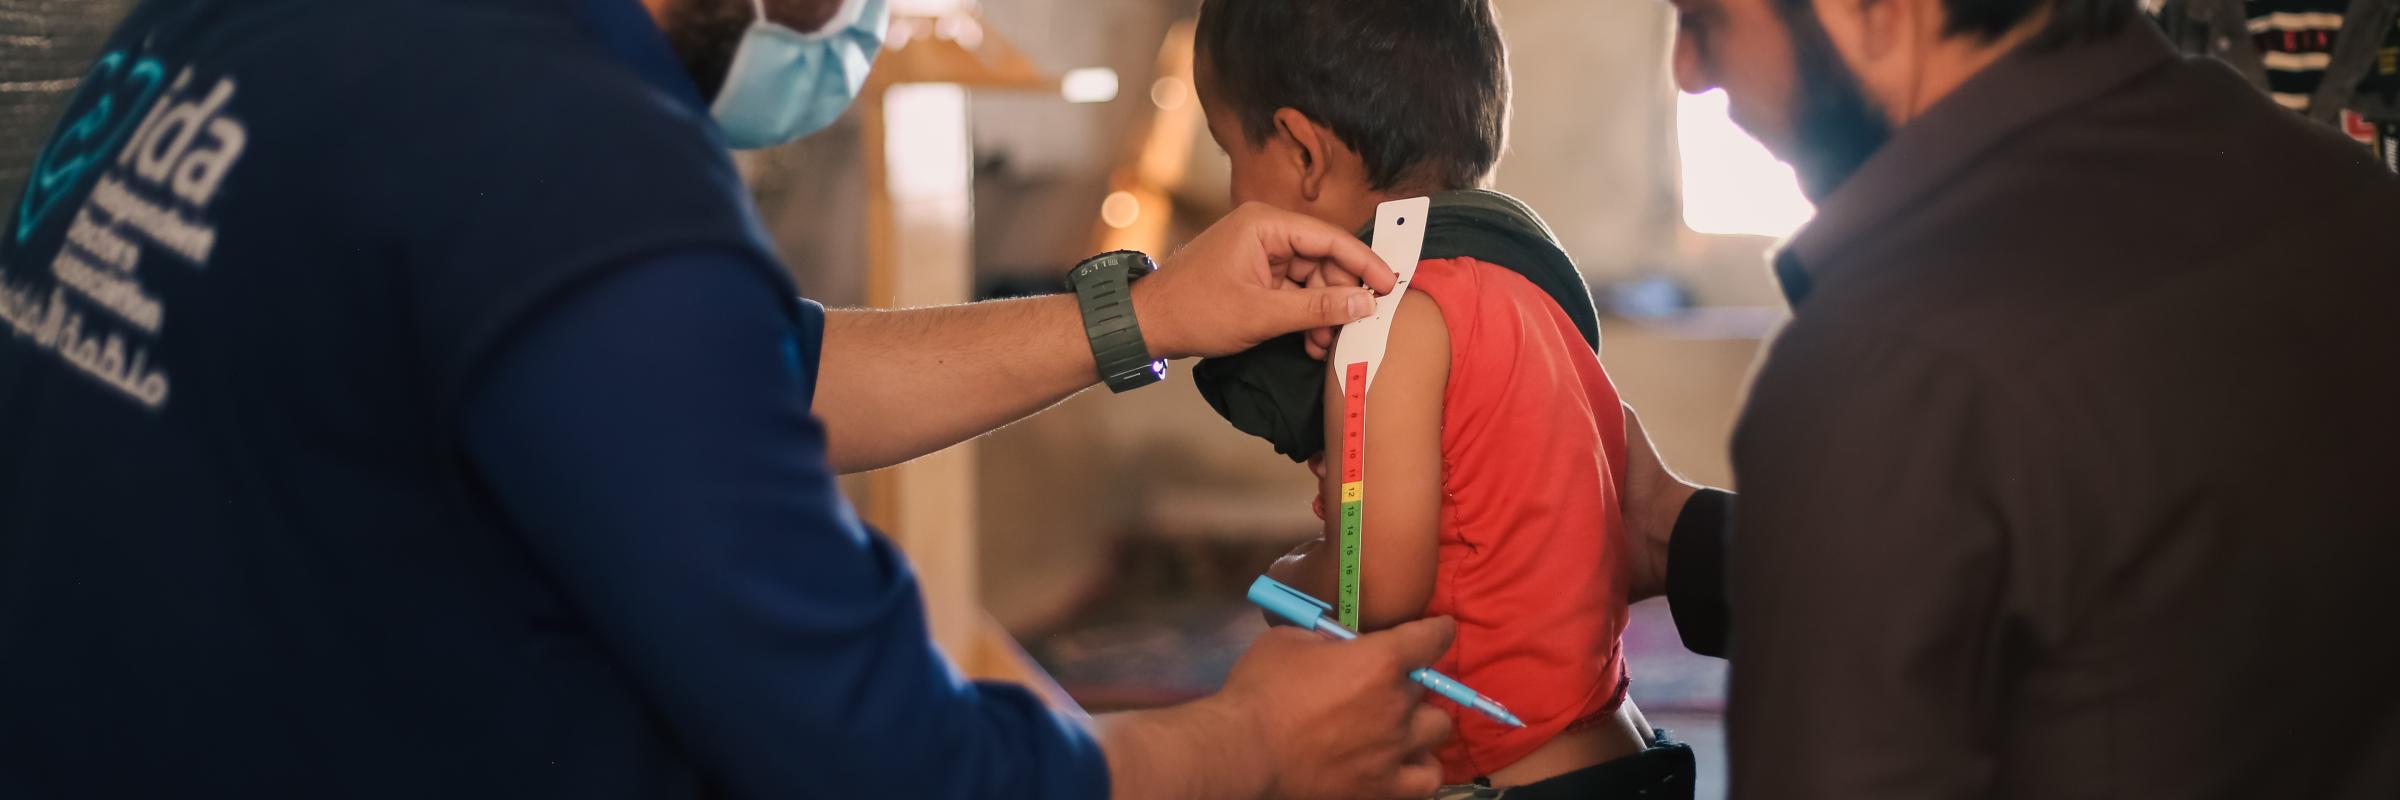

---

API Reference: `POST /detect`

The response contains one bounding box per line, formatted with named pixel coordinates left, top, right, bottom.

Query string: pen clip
left=1247, top=575, right=1333, bottom=627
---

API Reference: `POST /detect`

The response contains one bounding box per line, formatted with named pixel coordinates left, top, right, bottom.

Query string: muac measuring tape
left=1330, top=196, right=1430, bottom=631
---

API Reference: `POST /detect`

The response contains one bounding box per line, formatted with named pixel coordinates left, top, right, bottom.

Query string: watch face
left=1071, top=260, right=1107, bottom=287
left=1074, top=251, right=1153, bottom=287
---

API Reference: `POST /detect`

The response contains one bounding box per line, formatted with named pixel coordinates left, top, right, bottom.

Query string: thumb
left=1367, top=616, right=1457, bottom=670
left=1273, top=285, right=1377, bottom=332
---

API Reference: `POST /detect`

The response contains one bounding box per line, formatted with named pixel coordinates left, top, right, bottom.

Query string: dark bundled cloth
left=1435, top=729, right=1698, bottom=799
left=1191, top=189, right=1600, bottom=461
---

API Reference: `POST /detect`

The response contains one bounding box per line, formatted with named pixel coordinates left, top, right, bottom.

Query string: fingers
left=1360, top=706, right=1448, bottom=799
left=1267, top=285, right=1378, bottom=334
left=1258, top=625, right=1320, bottom=649
left=1300, top=261, right=1364, bottom=359
left=1240, top=203, right=1397, bottom=293
left=1366, top=616, right=1458, bottom=672
left=1405, top=704, right=1452, bottom=751
left=1618, top=403, right=1688, bottom=604
left=1388, top=752, right=1446, bottom=799
left=1304, top=258, right=1366, bottom=290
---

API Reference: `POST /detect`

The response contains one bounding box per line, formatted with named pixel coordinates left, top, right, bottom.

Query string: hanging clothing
left=2157, top=0, right=2400, bottom=170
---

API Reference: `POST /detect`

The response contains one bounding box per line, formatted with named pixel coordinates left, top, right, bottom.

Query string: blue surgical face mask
left=709, top=0, right=889, bottom=149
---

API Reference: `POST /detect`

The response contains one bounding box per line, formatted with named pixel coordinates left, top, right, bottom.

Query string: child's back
left=1204, top=193, right=1651, bottom=787
left=1400, top=253, right=1638, bottom=784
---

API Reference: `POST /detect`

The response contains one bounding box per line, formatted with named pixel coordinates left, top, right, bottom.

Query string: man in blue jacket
left=0, top=0, right=1454, bottom=797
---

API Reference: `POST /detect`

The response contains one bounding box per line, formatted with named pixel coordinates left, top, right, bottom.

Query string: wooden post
left=859, top=81, right=982, bottom=661
left=847, top=14, right=1090, bottom=714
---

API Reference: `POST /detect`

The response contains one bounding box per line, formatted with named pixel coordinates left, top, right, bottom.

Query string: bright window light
left=1061, top=68, right=1119, bottom=104
left=1677, top=89, right=1814, bottom=237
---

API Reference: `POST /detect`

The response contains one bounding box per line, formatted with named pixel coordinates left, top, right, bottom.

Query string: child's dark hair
left=1195, top=0, right=1510, bottom=192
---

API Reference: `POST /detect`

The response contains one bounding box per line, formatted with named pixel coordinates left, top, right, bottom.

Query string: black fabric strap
left=1400, top=189, right=1602, bottom=352
left=1666, top=488, right=1735, bottom=659
left=1496, top=728, right=1698, bottom=799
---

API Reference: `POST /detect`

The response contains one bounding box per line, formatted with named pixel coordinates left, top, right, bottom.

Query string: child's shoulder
left=1407, top=256, right=1578, bottom=339
left=1407, top=254, right=1619, bottom=415
left=1410, top=255, right=1555, bottom=303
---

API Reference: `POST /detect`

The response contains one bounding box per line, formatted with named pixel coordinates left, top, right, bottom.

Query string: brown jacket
left=1679, top=18, right=2400, bottom=799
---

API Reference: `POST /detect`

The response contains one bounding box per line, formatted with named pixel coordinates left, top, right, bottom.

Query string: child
left=1188, top=1, right=1694, bottom=796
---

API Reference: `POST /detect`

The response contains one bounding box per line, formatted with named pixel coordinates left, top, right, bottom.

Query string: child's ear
left=1272, top=107, right=1331, bottom=202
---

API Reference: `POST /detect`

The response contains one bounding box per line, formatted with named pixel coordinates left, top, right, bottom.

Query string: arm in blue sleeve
left=461, top=249, right=1108, bottom=800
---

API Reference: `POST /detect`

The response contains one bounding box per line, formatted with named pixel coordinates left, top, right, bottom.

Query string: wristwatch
left=1065, top=250, right=1168, bottom=393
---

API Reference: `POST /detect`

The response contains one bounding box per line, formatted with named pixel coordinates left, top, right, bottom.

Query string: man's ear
left=1854, top=0, right=1913, bottom=62
left=1812, top=0, right=1871, bottom=61
left=1814, top=0, right=1920, bottom=118
left=1811, top=0, right=1912, bottom=63
left=1272, top=107, right=1332, bottom=202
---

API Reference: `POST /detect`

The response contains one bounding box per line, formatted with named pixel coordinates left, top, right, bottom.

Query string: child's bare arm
left=1268, top=292, right=1447, bottom=631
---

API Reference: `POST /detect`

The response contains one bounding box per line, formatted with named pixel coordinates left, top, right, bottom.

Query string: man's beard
left=660, top=0, right=757, bottom=102
left=1778, top=0, right=1893, bottom=201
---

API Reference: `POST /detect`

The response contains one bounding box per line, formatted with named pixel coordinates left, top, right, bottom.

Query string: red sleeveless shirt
left=1403, top=257, right=1632, bottom=782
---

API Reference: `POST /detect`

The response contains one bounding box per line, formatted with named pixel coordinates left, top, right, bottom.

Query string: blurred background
left=4, top=0, right=1796, bottom=795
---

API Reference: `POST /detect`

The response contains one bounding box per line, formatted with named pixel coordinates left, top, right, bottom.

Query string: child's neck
left=1315, top=176, right=1478, bottom=230
left=1319, top=185, right=1457, bottom=234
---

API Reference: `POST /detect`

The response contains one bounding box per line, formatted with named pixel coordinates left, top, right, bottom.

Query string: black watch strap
left=1067, top=251, right=1167, bottom=393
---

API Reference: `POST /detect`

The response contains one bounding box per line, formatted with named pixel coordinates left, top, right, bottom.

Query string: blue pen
left=1247, top=575, right=1526, bottom=728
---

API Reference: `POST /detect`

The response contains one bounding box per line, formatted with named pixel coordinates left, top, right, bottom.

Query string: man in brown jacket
left=1629, top=0, right=2400, bottom=795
